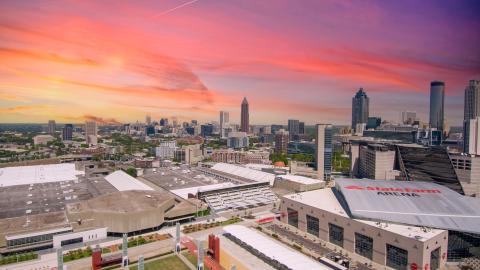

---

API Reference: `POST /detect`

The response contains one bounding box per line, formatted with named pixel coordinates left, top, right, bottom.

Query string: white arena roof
left=104, top=170, right=153, bottom=192
left=335, top=178, right=480, bottom=234
left=285, top=188, right=445, bottom=240
left=0, top=163, right=84, bottom=187
left=170, top=182, right=235, bottom=199
left=223, top=225, right=331, bottom=270
left=211, top=163, right=275, bottom=185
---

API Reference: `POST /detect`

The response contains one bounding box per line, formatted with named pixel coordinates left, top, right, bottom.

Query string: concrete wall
left=67, top=198, right=175, bottom=233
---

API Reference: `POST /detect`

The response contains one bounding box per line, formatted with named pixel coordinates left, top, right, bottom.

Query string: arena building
left=280, top=179, right=480, bottom=269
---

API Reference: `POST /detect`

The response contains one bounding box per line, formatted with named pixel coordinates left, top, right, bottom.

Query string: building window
left=355, top=233, right=373, bottom=259
left=287, top=208, right=298, bottom=228
left=386, top=244, right=408, bottom=270
left=328, top=223, right=344, bottom=247
left=306, top=215, right=319, bottom=237
left=430, top=247, right=440, bottom=270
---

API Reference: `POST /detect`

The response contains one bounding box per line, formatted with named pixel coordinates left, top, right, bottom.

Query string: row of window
left=286, top=208, right=440, bottom=270
left=7, top=229, right=73, bottom=248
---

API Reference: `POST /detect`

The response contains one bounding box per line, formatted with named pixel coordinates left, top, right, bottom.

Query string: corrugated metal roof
left=335, top=178, right=480, bottom=234
left=211, top=163, right=275, bottom=185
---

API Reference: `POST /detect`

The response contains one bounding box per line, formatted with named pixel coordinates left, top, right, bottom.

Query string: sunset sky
left=0, top=0, right=479, bottom=125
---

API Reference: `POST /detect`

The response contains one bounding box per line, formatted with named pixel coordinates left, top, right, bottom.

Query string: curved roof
left=104, top=170, right=154, bottom=191
left=335, top=178, right=480, bottom=234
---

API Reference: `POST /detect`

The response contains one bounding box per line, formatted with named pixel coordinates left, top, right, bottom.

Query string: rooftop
left=66, top=190, right=174, bottom=214
left=223, top=225, right=329, bottom=270
left=0, top=211, right=70, bottom=237
left=277, top=174, right=324, bottom=185
left=0, top=163, right=84, bottom=187
left=211, top=163, right=275, bottom=185
left=104, top=170, right=153, bottom=191
left=336, top=178, right=480, bottom=234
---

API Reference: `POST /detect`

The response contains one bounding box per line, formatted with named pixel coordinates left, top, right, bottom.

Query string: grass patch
left=130, top=255, right=189, bottom=270
left=63, top=247, right=92, bottom=262
left=182, top=252, right=211, bottom=270
left=0, top=252, right=38, bottom=265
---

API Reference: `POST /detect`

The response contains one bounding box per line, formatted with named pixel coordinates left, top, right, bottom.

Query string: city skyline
left=0, top=1, right=479, bottom=125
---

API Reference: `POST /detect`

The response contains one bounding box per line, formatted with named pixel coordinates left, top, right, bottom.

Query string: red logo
left=410, top=263, right=418, bottom=270
left=344, top=185, right=441, bottom=194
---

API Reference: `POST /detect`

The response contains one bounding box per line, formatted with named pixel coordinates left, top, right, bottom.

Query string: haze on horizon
left=0, top=0, right=479, bottom=125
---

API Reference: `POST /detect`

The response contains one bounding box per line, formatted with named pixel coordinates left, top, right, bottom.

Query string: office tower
left=48, top=120, right=56, bottom=135
left=288, top=119, right=300, bottom=140
left=367, top=117, right=381, bottom=130
left=62, top=124, right=73, bottom=141
left=315, top=124, right=333, bottom=180
left=146, top=125, right=155, bottom=136
left=358, top=144, right=396, bottom=180
left=464, top=80, right=480, bottom=154
left=240, top=97, right=249, bottom=133
left=351, top=88, right=369, bottom=130
left=220, top=111, right=230, bottom=138
left=172, top=117, right=178, bottom=127
left=160, top=118, right=166, bottom=126
left=464, top=80, right=480, bottom=120
left=85, top=121, right=98, bottom=145
left=401, top=111, right=417, bottom=125
left=156, top=141, right=177, bottom=159
left=227, top=132, right=249, bottom=148
left=201, top=124, right=214, bottom=137
left=429, top=81, right=445, bottom=131
left=299, top=122, right=305, bottom=134
left=191, top=120, right=198, bottom=126
left=274, top=129, right=289, bottom=155
left=145, top=115, right=151, bottom=125
left=464, top=117, right=480, bottom=155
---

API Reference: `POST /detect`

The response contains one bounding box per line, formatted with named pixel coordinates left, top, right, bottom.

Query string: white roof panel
left=277, top=174, right=324, bottom=185
left=211, top=163, right=275, bottom=185
left=335, top=178, right=480, bottom=234
left=0, top=163, right=84, bottom=187
left=223, top=225, right=331, bottom=270
left=104, top=170, right=153, bottom=191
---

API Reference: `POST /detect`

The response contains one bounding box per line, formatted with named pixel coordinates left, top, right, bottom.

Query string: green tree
left=124, top=167, right=137, bottom=177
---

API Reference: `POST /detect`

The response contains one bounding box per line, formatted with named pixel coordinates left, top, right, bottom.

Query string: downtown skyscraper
left=47, top=120, right=56, bottom=135
left=351, top=88, right=369, bottom=130
left=429, top=81, right=445, bottom=131
left=240, top=97, right=249, bottom=133
left=463, top=80, right=480, bottom=154
left=219, top=111, right=230, bottom=138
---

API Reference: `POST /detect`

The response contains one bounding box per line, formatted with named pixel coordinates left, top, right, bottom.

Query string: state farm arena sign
left=343, top=184, right=441, bottom=197
left=334, top=178, right=480, bottom=234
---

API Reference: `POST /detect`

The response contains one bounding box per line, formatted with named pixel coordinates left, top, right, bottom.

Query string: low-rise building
left=273, top=174, right=325, bottom=192
left=175, top=144, right=203, bottom=165
left=357, top=144, right=398, bottom=180
left=155, top=140, right=177, bottom=160
left=33, top=135, right=54, bottom=145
